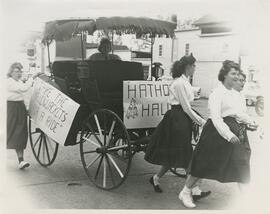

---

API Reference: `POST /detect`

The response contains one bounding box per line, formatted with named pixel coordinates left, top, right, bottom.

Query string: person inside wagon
left=88, top=37, right=121, bottom=61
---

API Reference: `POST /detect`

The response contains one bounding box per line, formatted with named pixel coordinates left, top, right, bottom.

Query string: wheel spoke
left=107, top=144, right=128, bottom=152
left=43, top=136, right=51, bottom=163
left=86, top=154, right=101, bottom=169
left=105, top=155, right=116, bottom=186
left=103, top=113, right=107, bottom=146
left=33, top=134, right=42, bottom=149
left=94, top=155, right=104, bottom=180
left=47, top=136, right=54, bottom=153
left=42, top=135, right=46, bottom=163
left=94, top=114, right=104, bottom=145
left=82, top=136, right=100, bottom=148
left=85, top=122, right=103, bottom=146
left=37, top=134, right=43, bottom=159
left=83, top=150, right=98, bottom=154
left=103, top=158, right=107, bottom=188
left=107, top=154, right=124, bottom=178
left=108, top=152, right=127, bottom=163
left=107, top=120, right=116, bottom=146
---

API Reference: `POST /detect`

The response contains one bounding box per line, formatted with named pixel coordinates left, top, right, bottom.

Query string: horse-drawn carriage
left=28, top=17, right=201, bottom=190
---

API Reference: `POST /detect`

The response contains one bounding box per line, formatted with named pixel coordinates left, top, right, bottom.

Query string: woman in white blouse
left=179, top=60, right=255, bottom=208
left=144, top=54, right=207, bottom=196
left=7, top=62, right=39, bottom=169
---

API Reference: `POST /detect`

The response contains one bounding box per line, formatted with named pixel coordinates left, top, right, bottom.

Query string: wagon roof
left=43, top=17, right=176, bottom=42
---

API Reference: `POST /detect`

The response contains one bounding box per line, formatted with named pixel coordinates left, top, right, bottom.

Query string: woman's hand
left=32, top=72, right=43, bottom=79
left=230, top=136, right=241, bottom=144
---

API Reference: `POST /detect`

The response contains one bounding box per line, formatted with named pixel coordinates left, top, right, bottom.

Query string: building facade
left=152, top=15, right=244, bottom=98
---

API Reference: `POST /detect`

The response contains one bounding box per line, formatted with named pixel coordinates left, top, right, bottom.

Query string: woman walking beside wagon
left=179, top=60, right=257, bottom=208
left=7, top=62, right=40, bottom=169
left=144, top=54, right=210, bottom=200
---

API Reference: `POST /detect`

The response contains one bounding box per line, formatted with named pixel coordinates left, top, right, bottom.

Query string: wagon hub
left=96, top=146, right=107, bottom=154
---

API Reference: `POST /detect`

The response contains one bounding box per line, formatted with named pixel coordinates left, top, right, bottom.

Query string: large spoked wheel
left=80, top=109, right=132, bottom=190
left=28, top=117, right=59, bottom=167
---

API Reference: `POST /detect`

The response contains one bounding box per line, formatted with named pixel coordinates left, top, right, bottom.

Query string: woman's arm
left=7, top=78, right=33, bottom=93
left=174, top=81, right=206, bottom=126
left=209, top=91, right=236, bottom=142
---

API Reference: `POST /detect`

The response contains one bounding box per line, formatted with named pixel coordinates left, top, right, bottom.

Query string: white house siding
left=174, top=30, right=241, bottom=97
left=152, top=38, right=173, bottom=76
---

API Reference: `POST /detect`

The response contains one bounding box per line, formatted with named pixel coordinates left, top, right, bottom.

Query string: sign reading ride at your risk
left=123, top=81, right=172, bottom=129
left=29, top=78, right=80, bottom=145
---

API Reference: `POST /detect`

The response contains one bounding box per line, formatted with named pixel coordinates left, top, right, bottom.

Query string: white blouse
left=168, top=75, right=205, bottom=126
left=7, top=77, right=33, bottom=101
left=208, top=84, right=252, bottom=142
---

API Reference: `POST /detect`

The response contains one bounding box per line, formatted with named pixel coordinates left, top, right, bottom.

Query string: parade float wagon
left=28, top=18, right=201, bottom=190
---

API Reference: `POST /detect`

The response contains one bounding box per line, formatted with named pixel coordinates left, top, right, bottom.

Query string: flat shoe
left=18, top=161, right=30, bottom=170
left=192, top=191, right=211, bottom=201
left=149, top=177, right=163, bottom=193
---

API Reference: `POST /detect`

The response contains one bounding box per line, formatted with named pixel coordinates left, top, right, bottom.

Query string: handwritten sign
left=29, top=78, right=80, bottom=145
left=123, top=81, right=172, bottom=129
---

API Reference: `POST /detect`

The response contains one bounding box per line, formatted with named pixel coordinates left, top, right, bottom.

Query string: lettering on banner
left=124, top=81, right=172, bottom=129
left=29, top=78, right=79, bottom=144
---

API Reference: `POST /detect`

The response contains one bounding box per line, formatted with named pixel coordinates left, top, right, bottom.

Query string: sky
left=0, top=0, right=269, bottom=67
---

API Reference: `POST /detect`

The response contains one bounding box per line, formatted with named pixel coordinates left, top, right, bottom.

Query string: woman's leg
left=15, top=149, right=24, bottom=163
left=186, top=175, right=200, bottom=188
left=156, top=165, right=170, bottom=178
left=16, top=149, right=30, bottom=169
left=150, top=165, right=170, bottom=192
left=179, top=175, right=200, bottom=208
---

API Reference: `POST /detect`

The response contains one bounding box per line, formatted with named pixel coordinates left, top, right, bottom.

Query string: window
left=201, top=26, right=232, bottom=34
left=158, top=45, right=163, bottom=56
left=185, top=43, right=190, bottom=56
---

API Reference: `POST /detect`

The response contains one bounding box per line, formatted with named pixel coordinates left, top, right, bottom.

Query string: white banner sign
left=123, top=81, right=172, bottom=129
left=29, top=78, right=80, bottom=145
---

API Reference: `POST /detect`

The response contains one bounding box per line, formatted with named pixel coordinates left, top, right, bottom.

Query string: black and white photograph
left=0, top=0, right=269, bottom=213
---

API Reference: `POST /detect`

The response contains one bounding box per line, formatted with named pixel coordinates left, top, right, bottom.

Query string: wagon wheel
left=28, top=117, right=59, bottom=167
left=80, top=109, right=132, bottom=190
left=255, top=97, right=264, bottom=117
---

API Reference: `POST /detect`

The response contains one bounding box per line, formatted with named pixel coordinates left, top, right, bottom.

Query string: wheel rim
left=255, top=101, right=264, bottom=117
left=80, top=109, right=132, bottom=190
left=28, top=117, right=59, bottom=167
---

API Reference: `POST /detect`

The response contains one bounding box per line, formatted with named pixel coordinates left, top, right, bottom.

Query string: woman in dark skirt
left=179, top=60, right=257, bottom=208
left=144, top=54, right=206, bottom=195
left=7, top=62, right=39, bottom=169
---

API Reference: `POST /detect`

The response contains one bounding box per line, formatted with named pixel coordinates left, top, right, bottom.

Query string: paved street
left=2, top=99, right=269, bottom=212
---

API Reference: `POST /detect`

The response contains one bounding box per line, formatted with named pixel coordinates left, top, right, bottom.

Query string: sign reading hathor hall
left=123, top=81, right=172, bottom=129
left=29, top=78, right=80, bottom=145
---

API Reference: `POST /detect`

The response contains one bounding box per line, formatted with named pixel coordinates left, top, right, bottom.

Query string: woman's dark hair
left=218, top=60, right=240, bottom=82
left=171, top=53, right=196, bottom=78
left=238, top=71, right=246, bottom=80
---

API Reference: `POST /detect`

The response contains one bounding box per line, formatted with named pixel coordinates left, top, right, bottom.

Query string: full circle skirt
left=7, top=101, right=28, bottom=150
left=144, top=105, right=192, bottom=168
left=190, top=117, right=251, bottom=183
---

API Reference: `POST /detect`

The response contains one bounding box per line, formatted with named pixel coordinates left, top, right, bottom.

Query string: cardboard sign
left=29, top=78, right=80, bottom=145
left=123, top=81, right=172, bottom=129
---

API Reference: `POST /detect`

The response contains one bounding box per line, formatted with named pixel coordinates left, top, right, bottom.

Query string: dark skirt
left=144, top=105, right=193, bottom=168
left=190, top=117, right=251, bottom=183
left=7, top=101, right=28, bottom=150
